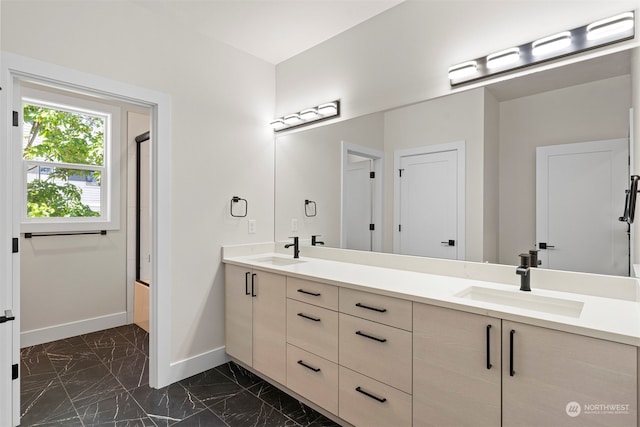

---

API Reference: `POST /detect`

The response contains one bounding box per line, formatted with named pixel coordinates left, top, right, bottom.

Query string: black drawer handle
left=297, top=289, right=321, bottom=297
left=251, top=273, right=257, bottom=297
left=355, top=302, right=387, bottom=313
left=355, top=386, right=387, bottom=403
left=297, top=360, right=321, bottom=372
left=509, top=329, right=515, bottom=376
left=297, top=313, right=321, bottom=322
left=486, top=325, right=492, bottom=370
left=355, top=330, right=387, bottom=343
left=245, top=272, right=250, bottom=296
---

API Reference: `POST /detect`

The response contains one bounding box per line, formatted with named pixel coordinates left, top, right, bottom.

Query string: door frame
left=393, top=141, right=465, bottom=259
left=0, top=52, right=173, bottom=425
left=340, top=141, right=384, bottom=251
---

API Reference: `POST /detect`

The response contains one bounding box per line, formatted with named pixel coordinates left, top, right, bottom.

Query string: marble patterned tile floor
left=19, top=324, right=342, bottom=427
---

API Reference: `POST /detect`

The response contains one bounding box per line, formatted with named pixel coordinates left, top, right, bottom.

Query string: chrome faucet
left=285, top=236, right=300, bottom=259
left=311, top=235, right=324, bottom=246
left=516, top=253, right=531, bottom=292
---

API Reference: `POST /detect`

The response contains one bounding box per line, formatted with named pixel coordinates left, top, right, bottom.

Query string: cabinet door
left=503, top=321, right=637, bottom=427
left=252, top=271, right=287, bottom=384
left=413, top=303, right=501, bottom=427
left=224, top=264, right=253, bottom=366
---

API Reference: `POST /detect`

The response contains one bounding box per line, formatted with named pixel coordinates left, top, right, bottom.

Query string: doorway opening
left=341, top=141, right=384, bottom=252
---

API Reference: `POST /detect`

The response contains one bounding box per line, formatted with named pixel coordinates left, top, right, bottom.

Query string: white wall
left=276, top=1, right=638, bottom=120
left=483, top=90, right=500, bottom=264
left=275, top=112, right=384, bottom=247
left=498, top=75, right=632, bottom=264
left=2, top=0, right=275, bottom=367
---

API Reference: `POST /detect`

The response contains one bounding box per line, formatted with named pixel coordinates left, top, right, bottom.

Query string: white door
left=536, top=139, right=628, bottom=275
left=1, top=74, right=21, bottom=427
left=344, top=156, right=373, bottom=251
left=396, top=143, right=464, bottom=259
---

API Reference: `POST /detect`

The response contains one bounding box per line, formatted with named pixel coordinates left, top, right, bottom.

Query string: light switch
left=291, top=218, right=298, bottom=232
left=248, top=219, right=256, bottom=234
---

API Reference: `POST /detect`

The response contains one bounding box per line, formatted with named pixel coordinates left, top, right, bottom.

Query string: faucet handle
left=518, top=253, right=531, bottom=268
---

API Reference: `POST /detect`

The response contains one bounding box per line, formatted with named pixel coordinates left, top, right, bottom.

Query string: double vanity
left=223, top=243, right=640, bottom=426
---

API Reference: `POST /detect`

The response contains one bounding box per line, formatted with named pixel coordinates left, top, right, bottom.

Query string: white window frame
left=19, top=86, right=120, bottom=233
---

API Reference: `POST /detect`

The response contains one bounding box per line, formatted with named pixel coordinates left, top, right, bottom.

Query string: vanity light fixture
left=448, top=10, right=635, bottom=86
left=486, top=47, right=521, bottom=69
left=270, top=100, right=341, bottom=132
left=532, top=32, right=572, bottom=56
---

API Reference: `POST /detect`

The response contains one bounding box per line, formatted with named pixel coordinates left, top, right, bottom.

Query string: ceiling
left=134, top=0, right=404, bottom=64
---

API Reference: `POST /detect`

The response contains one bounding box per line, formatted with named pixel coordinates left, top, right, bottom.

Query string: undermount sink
left=455, top=286, right=584, bottom=318
left=253, top=256, right=306, bottom=266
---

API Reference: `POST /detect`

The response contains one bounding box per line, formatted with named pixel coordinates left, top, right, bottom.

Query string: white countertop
left=223, top=252, right=640, bottom=347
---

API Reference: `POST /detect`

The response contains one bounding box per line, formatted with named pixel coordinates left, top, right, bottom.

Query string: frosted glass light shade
left=486, top=48, right=520, bottom=69
left=448, top=61, right=478, bottom=80
left=317, top=102, right=338, bottom=116
left=587, top=12, right=634, bottom=41
left=532, top=32, right=572, bottom=56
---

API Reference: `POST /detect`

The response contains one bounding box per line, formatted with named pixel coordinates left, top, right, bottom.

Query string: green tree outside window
left=23, top=104, right=105, bottom=217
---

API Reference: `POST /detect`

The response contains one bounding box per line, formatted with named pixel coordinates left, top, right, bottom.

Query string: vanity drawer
left=340, top=287, right=412, bottom=331
left=287, top=277, right=338, bottom=310
left=286, top=344, right=338, bottom=415
left=287, top=299, right=338, bottom=362
left=339, top=365, right=411, bottom=427
left=339, top=313, right=412, bottom=393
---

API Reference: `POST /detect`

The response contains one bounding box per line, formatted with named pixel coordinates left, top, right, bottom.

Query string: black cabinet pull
left=245, top=272, right=250, bottom=296
left=509, top=329, right=515, bottom=376
left=297, top=313, right=321, bottom=322
left=355, top=302, right=387, bottom=313
left=297, top=360, right=321, bottom=372
left=355, top=386, right=387, bottom=403
left=251, top=273, right=257, bottom=297
left=486, top=325, right=492, bottom=370
left=297, top=289, right=321, bottom=297
left=355, top=330, right=387, bottom=343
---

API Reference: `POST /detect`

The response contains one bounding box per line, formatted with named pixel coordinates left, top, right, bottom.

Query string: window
left=20, top=86, right=120, bottom=232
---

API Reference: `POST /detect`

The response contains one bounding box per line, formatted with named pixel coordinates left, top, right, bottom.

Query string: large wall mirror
left=275, top=48, right=635, bottom=277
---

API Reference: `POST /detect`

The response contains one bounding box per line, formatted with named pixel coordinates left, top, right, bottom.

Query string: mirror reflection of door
left=536, top=139, right=628, bottom=276
left=395, top=142, right=465, bottom=259
left=341, top=142, right=383, bottom=251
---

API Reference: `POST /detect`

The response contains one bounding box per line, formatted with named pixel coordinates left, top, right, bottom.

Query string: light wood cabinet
left=339, top=365, right=412, bottom=427
left=225, top=264, right=253, bottom=366
left=286, top=344, right=339, bottom=415
left=502, top=320, right=637, bottom=427
left=287, top=299, right=338, bottom=362
left=339, top=313, right=412, bottom=393
left=413, top=303, right=501, bottom=427
left=224, top=264, right=286, bottom=384
left=340, top=287, right=412, bottom=331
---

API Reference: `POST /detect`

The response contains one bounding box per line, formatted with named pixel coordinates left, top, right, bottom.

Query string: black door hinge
left=370, top=171, right=375, bottom=179
left=12, top=238, right=18, bottom=253
left=369, top=224, right=375, bottom=231
left=12, top=111, right=18, bottom=127
left=399, top=224, right=402, bottom=232
left=399, top=169, right=404, bottom=177
left=12, top=364, right=18, bottom=380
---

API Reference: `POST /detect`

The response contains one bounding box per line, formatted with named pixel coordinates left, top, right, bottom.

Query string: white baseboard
left=167, top=345, right=230, bottom=385
left=21, top=312, right=128, bottom=348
